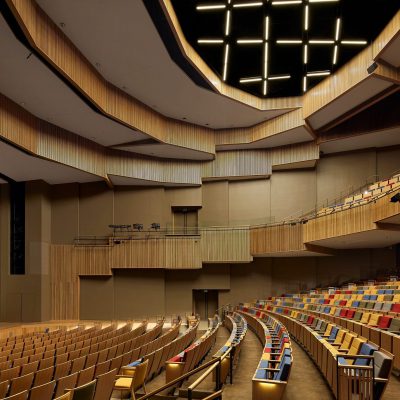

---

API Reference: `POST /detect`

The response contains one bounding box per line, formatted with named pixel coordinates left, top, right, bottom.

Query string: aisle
left=282, top=340, right=334, bottom=400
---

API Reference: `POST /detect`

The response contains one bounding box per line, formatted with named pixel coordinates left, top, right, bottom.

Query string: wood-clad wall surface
left=201, top=228, right=252, bottom=263
left=0, top=90, right=319, bottom=185
left=303, top=194, right=400, bottom=243
left=50, top=236, right=202, bottom=319
left=215, top=109, right=306, bottom=146
left=202, top=150, right=272, bottom=179
left=250, top=223, right=305, bottom=255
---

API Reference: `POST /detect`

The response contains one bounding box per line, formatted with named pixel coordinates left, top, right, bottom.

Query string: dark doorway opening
left=193, top=289, right=218, bottom=321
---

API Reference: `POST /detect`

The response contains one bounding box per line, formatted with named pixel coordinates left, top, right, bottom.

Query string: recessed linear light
left=309, top=40, right=335, bottom=44
left=304, top=5, right=309, bottom=31
left=307, top=71, right=331, bottom=77
left=263, top=42, right=268, bottom=79
left=198, top=39, right=224, bottom=44
left=196, top=4, right=226, bottom=10
left=268, top=75, right=291, bottom=80
left=222, top=44, right=230, bottom=81
left=265, top=16, right=269, bottom=41
left=276, top=40, right=302, bottom=44
left=333, top=45, right=338, bottom=64
left=263, top=80, right=267, bottom=96
left=303, top=44, right=308, bottom=64
left=303, top=76, right=307, bottom=92
left=240, top=77, right=263, bottom=83
left=272, top=1, right=302, bottom=5
left=225, top=10, right=231, bottom=36
left=237, top=39, right=263, bottom=44
left=233, top=2, right=263, bottom=8
left=335, top=18, right=341, bottom=41
left=341, top=40, right=367, bottom=45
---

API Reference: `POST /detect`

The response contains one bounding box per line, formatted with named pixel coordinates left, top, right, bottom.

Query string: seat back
left=93, top=368, right=117, bottom=400
left=340, top=333, right=355, bottom=350
left=9, top=372, right=34, bottom=396
left=77, top=365, right=96, bottom=386
left=132, top=359, right=149, bottom=391
left=34, top=365, right=54, bottom=386
left=378, top=316, right=392, bottom=329
left=388, top=318, right=400, bottom=332
left=70, top=379, right=96, bottom=400
left=3, top=391, right=29, bottom=400
left=373, top=351, right=393, bottom=400
left=55, top=372, right=78, bottom=398
left=29, top=380, right=56, bottom=400
left=360, top=313, right=371, bottom=324
left=368, top=314, right=380, bottom=326
left=347, top=337, right=366, bottom=356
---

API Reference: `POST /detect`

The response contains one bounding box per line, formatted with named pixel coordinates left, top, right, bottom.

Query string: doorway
left=193, top=289, right=219, bottom=320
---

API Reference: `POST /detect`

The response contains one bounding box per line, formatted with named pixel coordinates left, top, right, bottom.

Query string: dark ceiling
left=171, top=0, right=399, bottom=98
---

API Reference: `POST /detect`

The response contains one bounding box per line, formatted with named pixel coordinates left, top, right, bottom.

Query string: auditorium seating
left=0, top=318, right=195, bottom=399
left=212, top=312, right=247, bottom=385
left=237, top=307, right=292, bottom=400
left=242, top=303, right=394, bottom=400
left=165, top=315, right=221, bottom=384
left=257, top=277, right=400, bottom=374
left=316, top=173, right=400, bottom=217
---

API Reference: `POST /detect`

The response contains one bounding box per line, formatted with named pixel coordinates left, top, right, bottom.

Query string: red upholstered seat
left=324, top=299, right=330, bottom=304
left=339, top=309, right=347, bottom=317
left=339, top=300, right=347, bottom=306
left=391, top=303, right=400, bottom=313
left=347, top=310, right=356, bottom=319
left=378, top=316, right=392, bottom=329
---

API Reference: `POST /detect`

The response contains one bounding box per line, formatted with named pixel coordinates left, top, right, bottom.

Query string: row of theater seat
left=0, top=321, right=192, bottom=400
left=0, top=321, right=166, bottom=399
left=246, top=304, right=393, bottom=400
left=165, top=315, right=221, bottom=384
left=0, top=323, right=136, bottom=369
left=237, top=307, right=292, bottom=400
left=316, top=173, right=400, bottom=217
left=212, top=312, right=248, bottom=385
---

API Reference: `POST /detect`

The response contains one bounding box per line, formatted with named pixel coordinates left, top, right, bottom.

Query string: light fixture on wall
left=150, top=223, right=161, bottom=230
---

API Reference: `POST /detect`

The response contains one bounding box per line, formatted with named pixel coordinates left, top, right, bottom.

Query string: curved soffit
left=36, top=0, right=296, bottom=129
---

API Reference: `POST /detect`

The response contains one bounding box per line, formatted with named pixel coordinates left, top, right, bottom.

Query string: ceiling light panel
left=172, top=0, right=398, bottom=97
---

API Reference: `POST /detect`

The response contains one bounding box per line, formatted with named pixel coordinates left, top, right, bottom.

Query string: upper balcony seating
left=316, top=173, right=400, bottom=217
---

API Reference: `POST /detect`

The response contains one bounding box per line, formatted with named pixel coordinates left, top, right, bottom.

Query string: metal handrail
left=139, top=355, right=224, bottom=400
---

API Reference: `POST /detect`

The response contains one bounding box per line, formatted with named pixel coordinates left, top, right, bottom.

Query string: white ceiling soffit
left=36, top=0, right=291, bottom=129
left=272, top=160, right=317, bottom=171
left=0, top=141, right=100, bottom=184
left=254, top=250, right=330, bottom=257
left=379, top=214, right=400, bottom=224
left=216, top=127, right=313, bottom=151
left=307, top=77, right=393, bottom=130
left=0, top=14, right=146, bottom=147
left=112, top=143, right=214, bottom=161
left=108, top=175, right=199, bottom=188
left=310, top=229, right=400, bottom=249
left=378, top=33, right=400, bottom=68
left=320, top=127, right=400, bottom=154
